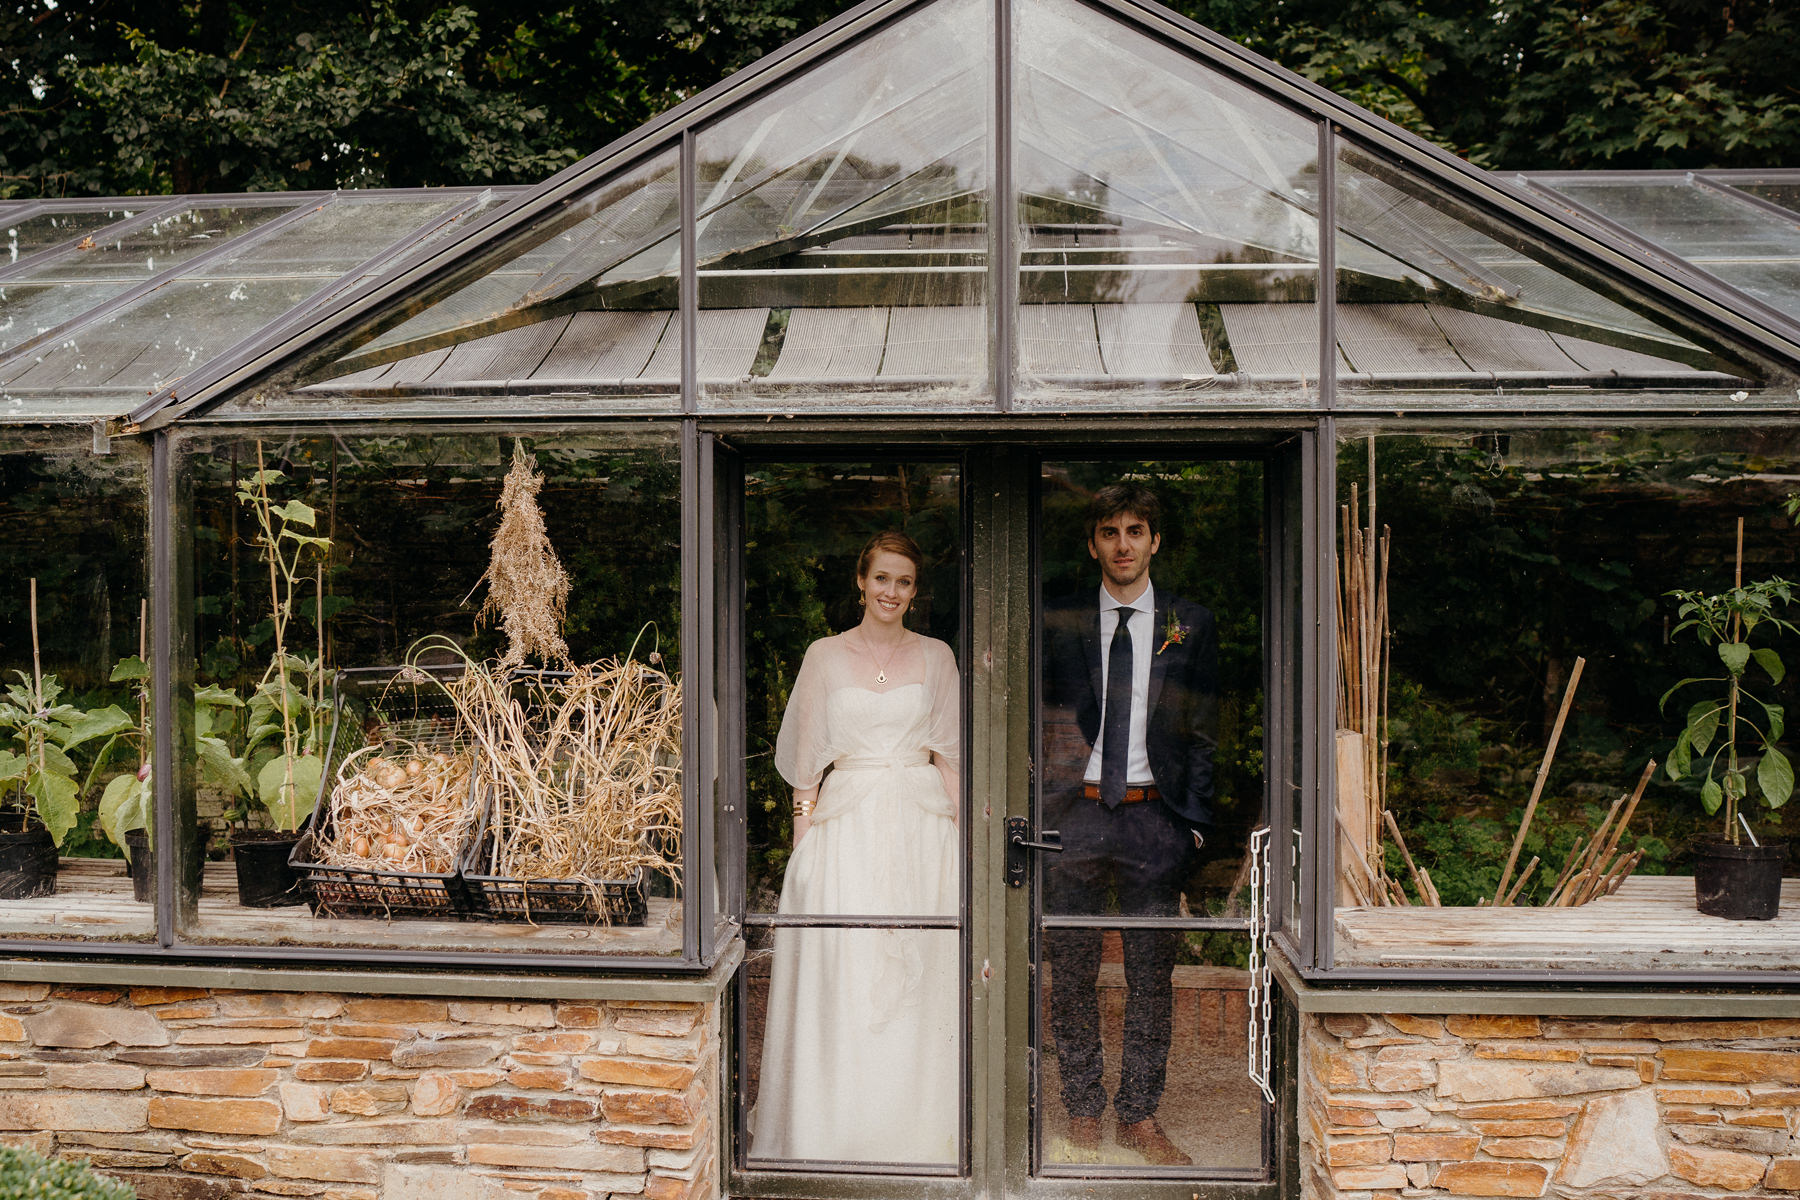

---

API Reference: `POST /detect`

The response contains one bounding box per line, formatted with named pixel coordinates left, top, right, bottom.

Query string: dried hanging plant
left=475, top=441, right=571, bottom=669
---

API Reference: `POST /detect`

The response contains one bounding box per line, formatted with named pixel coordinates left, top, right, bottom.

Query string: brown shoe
left=1117, top=1117, right=1191, bottom=1166
left=1066, top=1115, right=1102, bottom=1151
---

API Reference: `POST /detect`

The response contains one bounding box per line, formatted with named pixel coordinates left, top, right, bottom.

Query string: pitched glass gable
left=208, top=0, right=1800, bottom=418
left=696, top=0, right=990, bottom=405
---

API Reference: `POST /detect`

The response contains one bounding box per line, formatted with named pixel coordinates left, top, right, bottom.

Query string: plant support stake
left=1494, top=655, right=1586, bottom=905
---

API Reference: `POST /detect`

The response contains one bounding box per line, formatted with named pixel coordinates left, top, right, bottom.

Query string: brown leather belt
left=1082, top=783, right=1160, bottom=805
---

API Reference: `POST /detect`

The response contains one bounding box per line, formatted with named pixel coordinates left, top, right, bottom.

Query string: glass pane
left=697, top=0, right=990, bottom=409
left=16, top=205, right=294, bottom=284
left=1, top=277, right=323, bottom=396
left=189, top=196, right=463, bottom=280
left=1542, top=178, right=1800, bottom=319
left=310, top=150, right=681, bottom=402
left=4, top=207, right=143, bottom=265
left=0, top=282, right=121, bottom=356
left=1016, top=0, right=1320, bottom=408
left=1039, top=930, right=1264, bottom=1172
left=1333, top=146, right=1782, bottom=402
left=1332, top=426, right=1800, bottom=971
left=0, top=433, right=153, bottom=943
left=1736, top=180, right=1800, bottom=217
left=1038, top=461, right=1265, bottom=919
left=739, top=459, right=964, bottom=1169
left=743, top=461, right=963, bottom=914
left=179, top=431, right=683, bottom=957
left=742, top=924, right=961, bottom=1166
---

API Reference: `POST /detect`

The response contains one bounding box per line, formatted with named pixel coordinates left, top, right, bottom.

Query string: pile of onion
left=317, top=742, right=477, bottom=874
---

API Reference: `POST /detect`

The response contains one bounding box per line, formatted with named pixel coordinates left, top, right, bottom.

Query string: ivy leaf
left=1719, top=642, right=1752, bottom=676
left=1754, top=647, right=1786, bottom=684
left=1759, top=745, right=1794, bottom=809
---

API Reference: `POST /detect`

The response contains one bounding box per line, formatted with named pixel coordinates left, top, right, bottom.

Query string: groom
left=1041, top=482, right=1218, bottom=1168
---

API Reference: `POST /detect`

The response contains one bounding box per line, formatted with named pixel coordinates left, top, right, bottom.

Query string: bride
left=750, top=531, right=961, bottom=1165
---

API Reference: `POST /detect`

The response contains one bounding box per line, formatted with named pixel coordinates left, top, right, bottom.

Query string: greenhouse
left=3, top=0, right=1800, bottom=1196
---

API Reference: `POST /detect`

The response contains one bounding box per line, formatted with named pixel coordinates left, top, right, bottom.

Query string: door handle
left=1006, top=816, right=1061, bottom=888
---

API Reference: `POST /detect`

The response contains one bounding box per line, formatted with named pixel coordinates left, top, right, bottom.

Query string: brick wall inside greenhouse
left=0, top=982, right=716, bottom=1200
left=1302, top=1012, right=1800, bottom=1200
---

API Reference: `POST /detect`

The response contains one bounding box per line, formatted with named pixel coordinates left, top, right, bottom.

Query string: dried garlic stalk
left=475, top=441, right=571, bottom=669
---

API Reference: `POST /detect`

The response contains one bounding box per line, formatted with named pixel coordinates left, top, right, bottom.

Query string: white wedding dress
left=750, top=634, right=961, bottom=1165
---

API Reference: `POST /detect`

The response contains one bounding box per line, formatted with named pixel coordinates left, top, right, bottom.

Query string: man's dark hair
left=1084, top=482, right=1162, bottom=541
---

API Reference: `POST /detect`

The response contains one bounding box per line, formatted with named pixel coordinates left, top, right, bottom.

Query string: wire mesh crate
left=460, top=792, right=651, bottom=925
left=289, top=666, right=479, bottom=920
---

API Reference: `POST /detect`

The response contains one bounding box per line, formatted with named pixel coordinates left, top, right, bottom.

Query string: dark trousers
left=1044, top=793, right=1192, bottom=1126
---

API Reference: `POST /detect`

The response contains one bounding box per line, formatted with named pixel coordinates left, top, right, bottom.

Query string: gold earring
left=858, top=592, right=866, bottom=607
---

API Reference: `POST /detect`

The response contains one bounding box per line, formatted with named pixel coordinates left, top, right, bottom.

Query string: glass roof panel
left=1737, top=181, right=1800, bottom=216
left=695, top=0, right=991, bottom=407
left=4, top=207, right=144, bottom=266
left=0, top=282, right=121, bottom=355
left=326, top=148, right=680, bottom=383
left=1539, top=178, right=1800, bottom=319
left=16, top=204, right=295, bottom=284
left=1, top=277, right=321, bottom=398
left=190, top=196, right=463, bottom=280
left=1014, top=0, right=1320, bottom=405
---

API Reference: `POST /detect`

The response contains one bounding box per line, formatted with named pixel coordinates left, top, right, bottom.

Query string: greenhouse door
left=726, top=440, right=1291, bottom=1200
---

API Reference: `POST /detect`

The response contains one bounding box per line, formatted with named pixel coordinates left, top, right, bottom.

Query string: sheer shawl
left=774, top=633, right=960, bottom=789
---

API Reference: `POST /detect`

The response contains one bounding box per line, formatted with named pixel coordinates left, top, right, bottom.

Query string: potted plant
left=0, top=581, right=134, bottom=899
left=227, top=448, right=332, bottom=907
left=96, top=658, right=249, bottom=903
left=1663, top=573, right=1795, bottom=919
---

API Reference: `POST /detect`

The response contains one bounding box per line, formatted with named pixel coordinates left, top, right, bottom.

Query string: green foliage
left=0, top=1144, right=134, bottom=1200
left=1662, top=579, right=1796, bottom=840
left=0, top=671, right=134, bottom=847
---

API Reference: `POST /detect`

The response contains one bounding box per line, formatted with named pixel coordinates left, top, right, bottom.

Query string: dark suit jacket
left=1042, top=587, right=1219, bottom=831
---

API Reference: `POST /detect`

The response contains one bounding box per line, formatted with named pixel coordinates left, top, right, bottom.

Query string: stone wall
left=1302, top=1013, right=1800, bottom=1200
left=0, top=982, right=717, bottom=1200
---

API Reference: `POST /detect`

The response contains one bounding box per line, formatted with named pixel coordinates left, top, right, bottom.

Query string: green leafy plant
left=1662, top=577, right=1797, bottom=842
left=236, top=445, right=334, bottom=832
left=0, top=1143, right=133, bottom=1200
left=0, top=580, right=135, bottom=846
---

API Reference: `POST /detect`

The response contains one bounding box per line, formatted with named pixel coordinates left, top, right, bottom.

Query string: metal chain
left=1247, top=824, right=1276, bottom=1105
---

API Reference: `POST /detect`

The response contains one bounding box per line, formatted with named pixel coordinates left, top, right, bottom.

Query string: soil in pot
left=230, top=829, right=305, bottom=908
left=124, top=825, right=209, bottom=903
left=0, top=804, right=57, bottom=900
left=1694, top=836, right=1789, bottom=920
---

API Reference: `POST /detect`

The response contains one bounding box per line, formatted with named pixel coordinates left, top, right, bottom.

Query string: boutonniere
left=1158, top=611, right=1189, bottom=656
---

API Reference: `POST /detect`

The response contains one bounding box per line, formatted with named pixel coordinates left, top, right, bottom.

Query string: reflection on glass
left=696, top=0, right=990, bottom=406
left=1016, top=0, right=1319, bottom=405
left=321, top=150, right=682, bottom=397
left=1333, top=429, right=1800, bottom=965
left=1334, top=147, right=1752, bottom=397
left=17, top=206, right=292, bottom=284
left=741, top=462, right=963, bottom=1168
left=0, top=436, right=152, bottom=942
left=181, top=432, right=681, bottom=955
left=1039, top=930, right=1264, bottom=1171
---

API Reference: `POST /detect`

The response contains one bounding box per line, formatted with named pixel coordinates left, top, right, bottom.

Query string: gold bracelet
left=793, top=795, right=815, bottom=818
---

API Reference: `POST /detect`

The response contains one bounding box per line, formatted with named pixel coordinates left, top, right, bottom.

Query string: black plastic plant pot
left=0, top=805, right=57, bottom=900
left=126, top=825, right=209, bottom=903
left=1693, top=836, right=1789, bottom=920
left=231, top=829, right=306, bottom=908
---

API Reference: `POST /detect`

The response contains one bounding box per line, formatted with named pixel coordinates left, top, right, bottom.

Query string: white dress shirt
left=1084, top=580, right=1155, bottom=786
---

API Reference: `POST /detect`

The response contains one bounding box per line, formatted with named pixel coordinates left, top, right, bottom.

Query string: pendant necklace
left=865, top=632, right=906, bottom=685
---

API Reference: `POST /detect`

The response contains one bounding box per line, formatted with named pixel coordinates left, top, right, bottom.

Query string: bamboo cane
left=1544, top=834, right=1588, bottom=906
left=1566, top=760, right=1655, bottom=906
left=1495, top=655, right=1586, bottom=905
left=1382, top=809, right=1438, bottom=906
left=1501, top=857, right=1540, bottom=906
